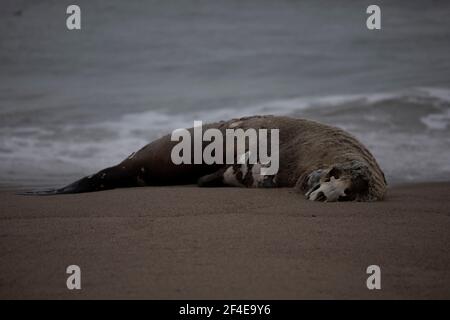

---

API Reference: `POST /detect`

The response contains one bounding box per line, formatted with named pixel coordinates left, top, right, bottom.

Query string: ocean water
left=1, top=0, right=450, bottom=188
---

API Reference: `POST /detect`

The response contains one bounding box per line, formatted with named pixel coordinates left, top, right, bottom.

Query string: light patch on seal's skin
left=223, top=166, right=245, bottom=187
left=251, top=164, right=264, bottom=187
left=237, top=152, right=249, bottom=177
left=228, top=121, right=243, bottom=129
left=306, top=176, right=350, bottom=202
left=237, top=152, right=248, bottom=164
left=250, top=163, right=277, bottom=188
left=241, top=163, right=248, bottom=178
left=222, top=151, right=277, bottom=188
left=136, top=176, right=146, bottom=186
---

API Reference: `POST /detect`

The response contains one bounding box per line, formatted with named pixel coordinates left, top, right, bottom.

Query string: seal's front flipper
left=197, top=167, right=227, bottom=187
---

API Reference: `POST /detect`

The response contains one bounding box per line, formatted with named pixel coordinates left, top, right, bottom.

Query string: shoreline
left=1, top=182, right=449, bottom=299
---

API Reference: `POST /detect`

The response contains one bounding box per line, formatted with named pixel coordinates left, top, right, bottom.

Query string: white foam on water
left=418, top=87, right=450, bottom=102
left=421, top=109, right=450, bottom=130
left=242, top=87, right=450, bottom=116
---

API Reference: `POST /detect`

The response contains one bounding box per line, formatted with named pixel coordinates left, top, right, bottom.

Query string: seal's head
left=304, top=160, right=370, bottom=202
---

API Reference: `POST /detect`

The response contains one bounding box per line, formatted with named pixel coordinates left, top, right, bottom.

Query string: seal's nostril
left=306, top=183, right=321, bottom=198
left=310, top=184, right=320, bottom=193
left=316, top=191, right=326, bottom=201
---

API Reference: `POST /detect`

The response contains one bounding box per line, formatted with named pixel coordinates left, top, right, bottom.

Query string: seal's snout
left=304, top=161, right=372, bottom=202
left=306, top=176, right=350, bottom=202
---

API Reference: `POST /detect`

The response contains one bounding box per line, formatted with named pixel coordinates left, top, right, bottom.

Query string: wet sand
left=0, top=182, right=449, bottom=299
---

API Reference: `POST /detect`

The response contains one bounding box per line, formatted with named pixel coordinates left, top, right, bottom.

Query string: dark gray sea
left=1, top=0, right=450, bottom=187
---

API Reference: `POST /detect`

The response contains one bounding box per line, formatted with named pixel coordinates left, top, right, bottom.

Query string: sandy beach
left=0, top=182, right=449, bottom=299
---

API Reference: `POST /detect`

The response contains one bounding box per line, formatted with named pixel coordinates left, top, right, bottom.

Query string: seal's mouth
left=305, top=176, right=350, bottom=202
left=304, top=161, right=370, bottom=202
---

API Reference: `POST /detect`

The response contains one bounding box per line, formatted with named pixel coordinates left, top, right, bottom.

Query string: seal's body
left=28, top=116, right=387, bottom=201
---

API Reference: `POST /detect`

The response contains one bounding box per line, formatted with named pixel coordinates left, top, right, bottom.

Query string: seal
left=25, top=115, right=387, bottom=201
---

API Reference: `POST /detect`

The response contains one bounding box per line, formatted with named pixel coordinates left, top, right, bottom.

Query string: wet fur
left=23, top=115, right=387, bottom=201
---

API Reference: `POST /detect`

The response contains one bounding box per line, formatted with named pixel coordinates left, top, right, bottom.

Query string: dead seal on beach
left=24, top=115, right=387, bottom=201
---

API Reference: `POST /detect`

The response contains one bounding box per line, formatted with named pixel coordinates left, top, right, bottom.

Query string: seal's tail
left=20, top=164, right=139, bottom=195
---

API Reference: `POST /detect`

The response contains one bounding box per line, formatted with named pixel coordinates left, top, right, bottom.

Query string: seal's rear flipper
left=19, top=164, right=140, bottom=195
left=18, top=177, right=99, bottom=195
left=18, top=189, right=61, bottom=196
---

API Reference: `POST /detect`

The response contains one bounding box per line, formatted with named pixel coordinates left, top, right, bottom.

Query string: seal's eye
left=344, top=188, right=350, bottom=195
left=326, top=167, right=341, bottom=181
left=329, top=167, right=341, bottom=179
